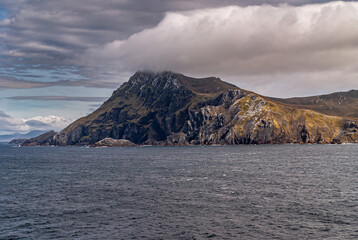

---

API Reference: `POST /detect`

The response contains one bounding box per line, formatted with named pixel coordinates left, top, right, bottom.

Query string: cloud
left=0, top=77, right=53, bottom=89
left=0, top=18, right=13, bottom=27
left=84, top=1, right=358, bottom=96
left=24, top=119, right=50, bottom=128
left=1, top=0, right=358, bottom=96
left=7, top=96, right=108, bottom=102
left=27, top=115, right=71, bottom=131
left=89, top=1, right=358, bottom=74
left=22, top=42, right=69, bottom=53
left=0, top=76, right=119, bottom=89
left=0, top=112, right=71, bottom=133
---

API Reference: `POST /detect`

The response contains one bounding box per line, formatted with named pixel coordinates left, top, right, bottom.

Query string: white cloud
left=2, top=50, right=26, bottom=57
left=86, top=1, right=358, bottom=96
left=0, top=18, right=13, bottom=27
left=26, top=115, right=71, bottom=130
left=22, top=42, right=69, bottom=53
left=0, top=113, right=71, bottom=133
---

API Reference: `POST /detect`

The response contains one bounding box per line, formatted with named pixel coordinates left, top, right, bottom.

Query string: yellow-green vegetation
left=261, top=100, right=344, bottom=143
left=177, top=74, right=237, bottom=94
left=269, top=90, right=358, bottom=119
left=235, top=95, right=253, bottom=113
left=197, top=90, right=356, bottom=144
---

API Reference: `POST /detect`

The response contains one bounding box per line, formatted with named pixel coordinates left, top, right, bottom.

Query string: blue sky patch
left=0, top=7, right=7, bottom=20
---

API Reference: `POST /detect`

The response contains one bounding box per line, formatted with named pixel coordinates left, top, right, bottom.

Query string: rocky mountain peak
left=110, top=71, right=184, bottom=100
left=115, top=70, right=238, bottom=99
left=128, top=71, right=182, bottom=90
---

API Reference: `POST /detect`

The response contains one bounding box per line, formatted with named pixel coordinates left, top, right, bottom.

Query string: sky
left=0, top=0, right=358, bottom=134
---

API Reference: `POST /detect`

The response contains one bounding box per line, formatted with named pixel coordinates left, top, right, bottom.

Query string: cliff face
left=28, top=71, right=358, bottom=146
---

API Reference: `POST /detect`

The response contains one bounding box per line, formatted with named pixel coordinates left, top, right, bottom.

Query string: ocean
left=0, top=143, right=357, bottom=239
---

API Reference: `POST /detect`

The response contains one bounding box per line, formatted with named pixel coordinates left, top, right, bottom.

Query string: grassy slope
left=203, top=93, right=345, bottom=143
left=269, top=90, right=358, bottom=119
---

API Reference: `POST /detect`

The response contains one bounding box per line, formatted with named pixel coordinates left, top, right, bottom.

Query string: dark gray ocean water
left=0, top=143, right=357, bottom=239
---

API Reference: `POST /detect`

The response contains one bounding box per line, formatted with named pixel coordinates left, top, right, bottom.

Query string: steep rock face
left=52, top=71, right=238, bottom=145
left=32, top=71, right=358, bottom=146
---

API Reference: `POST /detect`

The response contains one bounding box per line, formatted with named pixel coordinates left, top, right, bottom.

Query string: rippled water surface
left=1, top=144, right=358, bottom=239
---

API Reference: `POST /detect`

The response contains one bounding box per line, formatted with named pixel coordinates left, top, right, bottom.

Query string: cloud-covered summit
left=91, top=1, right=358, bottom=72
left=86, top=1, right=358, bottom=96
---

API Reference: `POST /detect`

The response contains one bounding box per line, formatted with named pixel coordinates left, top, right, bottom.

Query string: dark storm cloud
left=7, top=96, right=108, bottom=102
left=0, top=0, right=345, bottom=65
left=1, top=0, right=336, bottom=54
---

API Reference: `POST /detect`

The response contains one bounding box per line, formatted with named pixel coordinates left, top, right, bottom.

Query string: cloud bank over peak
left=87, top=1, right=358, bottom=96
left=1, top=0, right=358, bottom=97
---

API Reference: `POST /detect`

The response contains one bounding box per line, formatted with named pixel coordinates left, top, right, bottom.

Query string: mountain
left=19, top=131, right=57, bottom=146
left=1, top=130, right=47, bottom=143
left=22, top=71, right=358, bottom=146
left=269, top=90, right=358, bottom=119
left=9, top=139, right=27, bottom=145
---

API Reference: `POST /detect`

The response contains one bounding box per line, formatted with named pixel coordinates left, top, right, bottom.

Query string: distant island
left=19, top=71, right=358, bottom=146
left=2, top=130, right=47, bottom=144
